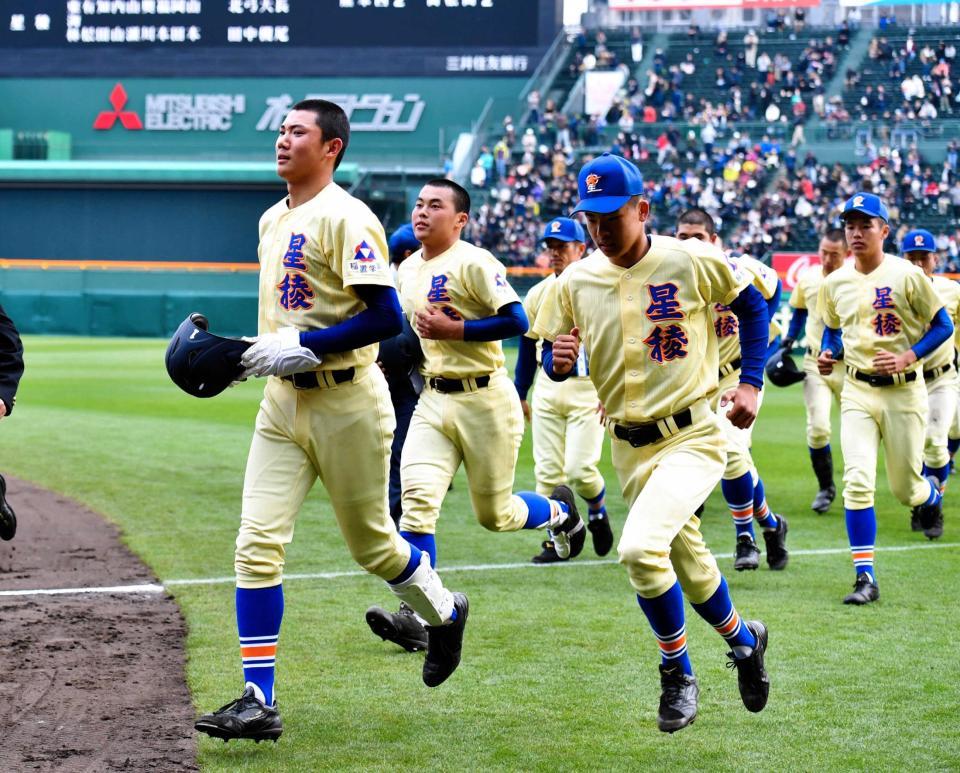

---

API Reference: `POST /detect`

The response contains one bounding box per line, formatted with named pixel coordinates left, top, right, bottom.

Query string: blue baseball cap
left=388, top=223, right=420, bottom=260
left=541, top=217, right=586, bottom=244
left=571, top=152, right=644, bottom=215
left=840, top=192, right=889, bottom=223
left=901, top=228, right=936, bottom=254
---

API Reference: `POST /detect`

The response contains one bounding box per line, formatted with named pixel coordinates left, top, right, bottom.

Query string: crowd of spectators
left=843, top=30, right=960, bottom=123
left=464, top=21, right=960, bottom=271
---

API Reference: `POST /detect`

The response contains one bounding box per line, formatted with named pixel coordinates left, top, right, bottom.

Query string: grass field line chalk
left=1, top=541, right=958, bottom=598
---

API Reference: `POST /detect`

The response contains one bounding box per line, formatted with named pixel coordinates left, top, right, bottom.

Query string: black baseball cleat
left=532, top=540, right=567, bottom=564
left=548, top=485, right=586, bottom=560
left=587, top=514, right=614, bottom=556
left=910, top=506, right=923, bottom=532
left=811, top=485, right=835, bottom=514
left=726, top=620, right=770, bottom=713
left=365, top=602, right=428, bottom=652
left=657, top=664, right=699, bottom=733
left=733, top=534, right=760, bottom=571
left=762, top=515, right=789, bottom=571
left=843, top=573, right=879, bottom=605
left=917, top=479, right=944, bottom=540
left=423, top=592, right=469, bottom=687
left=0, top=474, right=16, bottom=541
left=195, top=686, right=282, bottom=743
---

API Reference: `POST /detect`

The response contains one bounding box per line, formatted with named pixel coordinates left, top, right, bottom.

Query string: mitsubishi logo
left=93, top=83, right=143, bottom=131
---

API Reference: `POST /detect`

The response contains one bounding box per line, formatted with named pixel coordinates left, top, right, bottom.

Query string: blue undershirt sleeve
left=514, top=335, right=538, bottom=400
left=785, top=308, right=807, bottom=342
left=911, top=307, right=954, bottom=360
left=299, top=284, right=403, bottom=356
left=540, top=340, right=571, bottom=383
left=728, top=284, right=767, bottom=389
left=462, top=301, right=528, bottom=342
left=820, top=325, right=843, bottom=356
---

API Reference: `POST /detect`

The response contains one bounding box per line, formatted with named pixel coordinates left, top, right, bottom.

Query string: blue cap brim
left=840, top=206, right=888, bottom=222
left=571, top=195, right=632, bottom=215
left=903, top=245, right=935, bottom=253
left=542, top=233, right=581, bottom=243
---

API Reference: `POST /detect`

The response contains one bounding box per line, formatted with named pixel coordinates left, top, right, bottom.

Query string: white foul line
left=1, top=541, right=958, bottom=599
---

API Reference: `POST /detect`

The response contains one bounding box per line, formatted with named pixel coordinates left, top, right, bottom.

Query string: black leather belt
left=924, top=362, right=953, bottom=381
left=613, top=408, right=693, bottom=448
left=847, top=366, right=917, bottom=387
left=719, top=357, right=742, bottom=378
left=428, top=375, right=491, bottom=393
left=283, top=368, right=355, bottom=389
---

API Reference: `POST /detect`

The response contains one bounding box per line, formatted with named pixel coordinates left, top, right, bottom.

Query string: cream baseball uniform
left=708, top=254, right=779, bottom=480
left=534, top=235, right=750, bottom=601
left=949, top=305, right=960, bottom=443
left=920, top=275, right=960, bottom=471
left=397, top=239, right=530, bottom=535
left=523, top=274, right=605, bottom=498
left=818, top=255, right=944, bottom=509
left=235, top=182, right=411, bottom=588
left=790, top=266, right=846, bottom=449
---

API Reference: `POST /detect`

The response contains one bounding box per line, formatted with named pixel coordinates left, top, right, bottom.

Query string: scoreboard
left=0, top=0, right=560, bottom=76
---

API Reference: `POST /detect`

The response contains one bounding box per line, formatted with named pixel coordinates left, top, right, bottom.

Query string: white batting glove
left=240, top=327, right=322, bottom=378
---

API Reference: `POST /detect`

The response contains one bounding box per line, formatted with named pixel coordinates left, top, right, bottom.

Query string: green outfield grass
left=3, top=336, right=959, bottom=771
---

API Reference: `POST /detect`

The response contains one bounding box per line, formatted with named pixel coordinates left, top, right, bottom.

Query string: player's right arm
left=785, top=279, right=808, bottom=351
left=816, top=280, right=842, bottom=374
left=531, top=272, right=577, bottom=382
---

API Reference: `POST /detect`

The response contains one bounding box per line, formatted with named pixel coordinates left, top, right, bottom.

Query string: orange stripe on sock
left=715, top=613, right=741, bottom=636
left=851, top=551, right=874, bottom=561
left=730, top=507, right=753, bottom=517
left=659, top=635, right=687, bottom=654
left=240, top=644, right=277, bottom=658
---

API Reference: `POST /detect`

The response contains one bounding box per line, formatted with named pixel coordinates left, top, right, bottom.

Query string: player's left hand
left=872, top=349, right=917, bottom=375
left=721, top=383, right=760, bottom=429
left=240, top=327, right=322, bottom=378
left=520, top=399, right=531, bottom=423
left=415, top=306, right=464, bottom=340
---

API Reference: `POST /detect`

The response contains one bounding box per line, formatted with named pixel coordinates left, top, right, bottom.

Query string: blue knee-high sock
left=809, top=444, right=831, bottom=462
left=636, top=582, right=693, bottom=676
left=948, top=438, right=960, bottom=458
left=929, top=463, right=950, bottom=488
left=721, top=472, right=755, bottom=538
left=690, top=577, right=757, bottom=656
left=518, top=490, right=567, bottom=529
left=845, top=507, right=877, bottom=583
left=753, top=477, right=779, bottom=530
left=400, top=531, right=436, bottom=568
left=236, top=584, right=284, bottom=706
left=585, top=486, right=607, bottom=520
left=925, top=479, right=943, bottom=506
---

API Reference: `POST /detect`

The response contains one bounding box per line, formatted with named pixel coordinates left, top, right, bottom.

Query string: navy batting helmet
left=165, top=313, right=252, bottom=398
left=765, top=346, right=805, bottom=387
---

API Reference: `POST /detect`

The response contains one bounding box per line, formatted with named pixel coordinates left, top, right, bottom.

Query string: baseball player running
left=674, top=208, right=789, bottom=572
left=900, top=228, right=960, bottom=521
left=784, top=228, right=847, bottom=514
left=364, top=179, right=586, bottom=653
left=535, top=153, right=770, bottom=733
left=818, top=193, right=953, bottom=606
left=195, top=101, right=469, bottom=744
left=514, top=216, right=613, bottom=564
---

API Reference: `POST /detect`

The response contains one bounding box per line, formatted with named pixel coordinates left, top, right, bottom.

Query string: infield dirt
left=0, top=477, right=197, bottom=772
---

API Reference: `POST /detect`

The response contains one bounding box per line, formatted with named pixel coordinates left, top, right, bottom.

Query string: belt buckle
left=867, top=374, right=883, bottom=387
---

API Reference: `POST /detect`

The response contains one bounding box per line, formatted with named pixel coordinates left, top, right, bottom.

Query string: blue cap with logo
left=541, top=217, right=586, bottom=244
left=571, top=152, right=644, bottom=215
left=840, top=192, right=889, bottom=223
left=901, top=228, right=936, bottom=254
left=388, top=223, right=420, bottom=260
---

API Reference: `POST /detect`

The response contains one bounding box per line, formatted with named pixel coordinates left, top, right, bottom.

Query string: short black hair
left=676, top=207, right=716, bottom=235
left=822, top=227, right=847, bottom=245
left=424, top=178, right=471, bottom=215
left=291, top=99, right=350, bottom=169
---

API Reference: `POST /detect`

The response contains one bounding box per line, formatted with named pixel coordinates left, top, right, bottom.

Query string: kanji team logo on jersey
left=872, top=287, right=896, bottom=310
left=283, top=233, right=307, bottom=270
left=585, top=174, right=602, bottom=193
left=645, top=283, right=685, bottom=322
left=353, top=240, right=377, bottom=262
left=427, top=274, right=452, bottom=303
left=495, top=272, right=507, bottom=289
left=277, top=272, right=314, bottom=311
left=644, top=324, right=689, bottom=364
left=873, top=312, right=901, bottom=337
left=714, top=313, right=738, bottom=338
